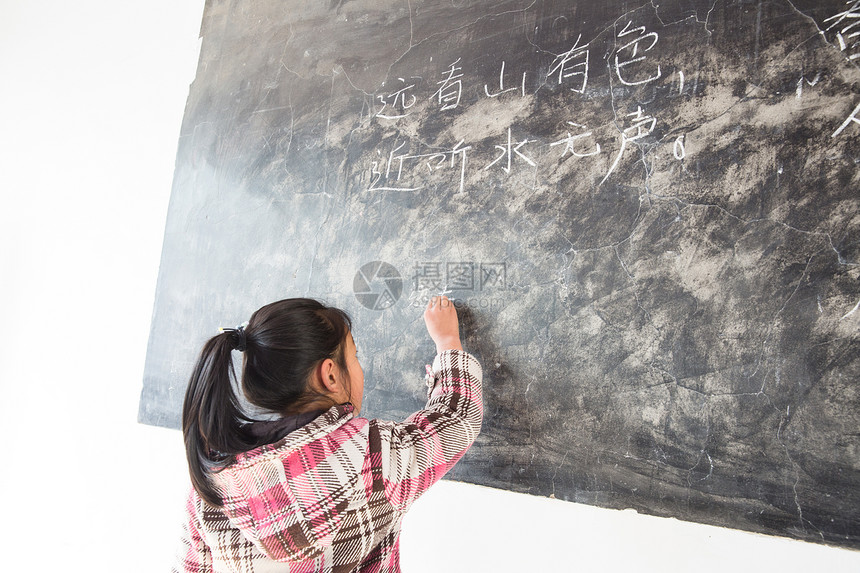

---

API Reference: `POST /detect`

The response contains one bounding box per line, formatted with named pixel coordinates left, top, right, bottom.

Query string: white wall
left=0, top=1, right=857, bottom=571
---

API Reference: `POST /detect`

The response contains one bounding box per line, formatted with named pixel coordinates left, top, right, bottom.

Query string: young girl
left=174, top=295, right=483, bottom=572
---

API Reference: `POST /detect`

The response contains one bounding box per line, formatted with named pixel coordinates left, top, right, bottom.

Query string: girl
left=174, top=295, right=483, bottom=572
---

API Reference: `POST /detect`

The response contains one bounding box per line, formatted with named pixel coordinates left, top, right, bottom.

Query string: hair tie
left=219, top=321, right=250, bottom=352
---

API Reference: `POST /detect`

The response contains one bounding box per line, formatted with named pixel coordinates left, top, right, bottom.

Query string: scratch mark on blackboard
left=841, top=297, right=860, bottom=320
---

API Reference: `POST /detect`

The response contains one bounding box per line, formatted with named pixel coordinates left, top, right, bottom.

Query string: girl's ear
left=316, top=358, right=340, bottom=393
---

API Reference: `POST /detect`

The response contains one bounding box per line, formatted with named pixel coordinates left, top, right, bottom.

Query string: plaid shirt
left=174, top=350, right=483, bottom=573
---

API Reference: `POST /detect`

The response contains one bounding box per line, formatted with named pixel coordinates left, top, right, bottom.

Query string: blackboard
left=140, top=0, right=860, bottom=549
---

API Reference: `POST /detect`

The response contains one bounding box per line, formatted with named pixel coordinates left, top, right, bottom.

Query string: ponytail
left=181, top=298, right=352, bottom=506
left=182, top=331, right=255, bottom=506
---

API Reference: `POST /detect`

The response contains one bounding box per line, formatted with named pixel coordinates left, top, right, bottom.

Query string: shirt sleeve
left=371, top=349, right=483, bottom=512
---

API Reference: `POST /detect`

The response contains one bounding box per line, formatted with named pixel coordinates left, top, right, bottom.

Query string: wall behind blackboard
left=140, top=0, right=860, bottom=548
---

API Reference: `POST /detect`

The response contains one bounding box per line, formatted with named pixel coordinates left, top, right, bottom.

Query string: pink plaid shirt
left=174, top=349, right=483, bottom=572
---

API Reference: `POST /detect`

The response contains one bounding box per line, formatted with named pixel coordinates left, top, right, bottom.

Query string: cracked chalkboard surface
left=140, top=0, right=860, bottom=548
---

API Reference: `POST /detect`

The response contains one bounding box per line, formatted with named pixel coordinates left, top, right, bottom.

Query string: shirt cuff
left=424, top=349, right=479, bottom=396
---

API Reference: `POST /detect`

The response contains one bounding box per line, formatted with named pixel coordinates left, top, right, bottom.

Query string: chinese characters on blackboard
left=367, top=19, right=678, bottom=192
left=368, top=9, right=860, bottom=193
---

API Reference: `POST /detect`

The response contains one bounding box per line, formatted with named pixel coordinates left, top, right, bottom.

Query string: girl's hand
left=423, top=295, right=463, bottom=354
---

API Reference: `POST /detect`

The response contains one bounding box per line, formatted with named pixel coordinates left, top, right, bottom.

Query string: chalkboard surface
left=141, top=0, right=860, bottom=548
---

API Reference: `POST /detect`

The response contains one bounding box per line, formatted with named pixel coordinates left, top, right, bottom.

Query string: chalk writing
left=832, top=102, right=860, bottom=138
left=369, top=142, right=421, bottom=192
left=376, top=78, right=417, bottom=120
left=369, top=140, right=473, bottom=193
left=794, top=72, right=821, bottom=100
left=614, top=20, right=662, bottom=86
left=600, top=106, right=657, bottom=185
left=421, top=140, right=472, bottom=193
left=366, top=125, right=691, bottom=192
left=485, top=60, right=527, bottom=98
left=357, top=10, right=792, bottom=192
left=485, top=127, right=537, bottom=173
left=548, top=35, right=590, bottom=94
left=825, top=1, right=860, bottom=61
left=433, top=58, right=464, bottom=110
left=550, top=122, right=602, bottom=157
left=673, top=135, right=686, bottom=160
left=359, top=2, right=854, bottom=197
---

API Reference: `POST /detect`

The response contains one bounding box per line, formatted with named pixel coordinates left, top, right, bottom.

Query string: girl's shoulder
left=232, top=405, right=369, bottom=467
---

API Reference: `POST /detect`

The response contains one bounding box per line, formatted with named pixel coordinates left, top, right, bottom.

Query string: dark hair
left=181, top=298, right=352, bottom=506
